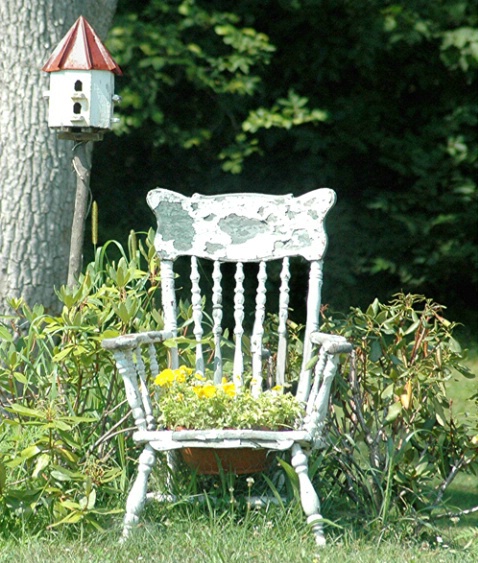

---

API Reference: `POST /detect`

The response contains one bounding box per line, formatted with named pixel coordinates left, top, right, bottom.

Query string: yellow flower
left=203, top=385, right=217, bottom=398
left=271, top=385, right=283, bottom=393
left=154, top=366, right=191, bottom=387
left=178, top=365, right=193, bottom=379
left=193, top=384, right=217, bottom=399
left=154, top=368, right=176, bottom=387
left=221, top=378, right=236, bottom=397
left=195, top=373, right=207, bottom=381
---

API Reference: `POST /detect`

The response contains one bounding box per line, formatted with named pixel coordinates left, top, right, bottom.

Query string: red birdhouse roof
left=42, top=16, right=122, bottom=75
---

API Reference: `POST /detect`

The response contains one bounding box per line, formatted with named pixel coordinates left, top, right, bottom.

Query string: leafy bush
left=317, top=293, right=477, bottom=525
left=0, top=230, right=164, bottom=532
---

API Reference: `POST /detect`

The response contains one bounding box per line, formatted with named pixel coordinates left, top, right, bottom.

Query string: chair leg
left=122, top=444, right=156, bottom=540
left=291, top=443, right=326, bottom=547
left=165, top=450, right=178, bottom=491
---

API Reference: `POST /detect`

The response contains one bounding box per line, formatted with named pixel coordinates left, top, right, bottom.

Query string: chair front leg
left=291, top=443, right=326, bottom=547
left=122, top=444, right=156, bottom=540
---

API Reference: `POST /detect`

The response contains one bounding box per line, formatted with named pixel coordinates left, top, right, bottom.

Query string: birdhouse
left=42, top=16, right=122, bottom=141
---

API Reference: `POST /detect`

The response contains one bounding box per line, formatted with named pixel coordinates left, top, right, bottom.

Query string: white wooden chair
left=102, top=188, right=352, bottom=545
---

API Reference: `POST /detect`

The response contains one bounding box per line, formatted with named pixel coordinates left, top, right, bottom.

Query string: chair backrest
left=146, top=188, right=336, bottom=403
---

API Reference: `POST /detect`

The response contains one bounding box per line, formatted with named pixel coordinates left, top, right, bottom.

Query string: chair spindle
left=233, top=262, right=245, bottom=387
left=190, top=257, right=205, bottom=375
left=251, top=261, right=267, bottom=397
left=212, top=260, right=223, bottom=384
left=276, top=257, right=291, bottom=387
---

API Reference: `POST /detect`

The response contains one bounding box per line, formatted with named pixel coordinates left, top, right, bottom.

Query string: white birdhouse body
left=42, top=16, right=122, bottom=141
left=47, top=70, right=115, bottom=130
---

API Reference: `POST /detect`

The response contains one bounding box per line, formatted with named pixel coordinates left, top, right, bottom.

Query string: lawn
left=1, top=461, right=476, bottom=563
left=0, top=500, right=477, bottom=563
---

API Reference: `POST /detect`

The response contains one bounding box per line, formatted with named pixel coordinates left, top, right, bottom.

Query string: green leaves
left=242, top=90, right=327, bottom=134
left=158, top=370, right=303, bottom=431
left=320, top=293, right=477, bottom=519
left=441, top=27, right=478, bottom=72
left=106, top=0, right=334, bottom=174
left=0, top=230, right=166, bottom=533
left=108, top=0, right=274, bottom=148
left=0, top=325, right=14, bottom=342
left=385, top=401, right=402, bottom=423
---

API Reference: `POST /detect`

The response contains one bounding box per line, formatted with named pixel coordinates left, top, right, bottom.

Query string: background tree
left=92, top=0, right=477, bottom=334
left=0, top=0, right=118, bottom=314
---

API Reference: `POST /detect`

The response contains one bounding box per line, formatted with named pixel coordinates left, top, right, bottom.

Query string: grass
left=0, top=502, right=477, bottom=563
left=1, top=464, right=477, bottom=563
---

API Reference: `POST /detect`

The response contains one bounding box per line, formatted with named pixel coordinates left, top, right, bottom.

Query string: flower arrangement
left=154, top=366, right=304, bottom=431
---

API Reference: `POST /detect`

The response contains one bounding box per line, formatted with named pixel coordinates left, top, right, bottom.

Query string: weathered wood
left=101, top=330, right=172, bottom=350
left=212, top=261, right=223, bottom=384
left=134, top=345, right=156, bottom=431
left=251, top=261, right=267, bottom=396
left=233, top=262, right=245, bottom=387
left=190, top=256, right=204, bottom=374
left=292, top=443, right=326, bottom=546
left=122, top=445, right=156, bottom=540
left=160, top=259, right=179, bottom=369
left=133, top=428, right=312, bottom=444
left=276, top=258, right=291, bottom=386
left=101, top=187, right=353, bottom=545
left=147, top=188, right=335, bottom=262
left=67, top=142, right=92, bottom=287
left=297, top=260, right=324, bottom=403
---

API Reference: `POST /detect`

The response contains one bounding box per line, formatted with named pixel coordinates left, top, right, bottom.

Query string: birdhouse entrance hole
left=73, top=102, right=82, bottom=114
left=74, top=80, right=83, bottom=92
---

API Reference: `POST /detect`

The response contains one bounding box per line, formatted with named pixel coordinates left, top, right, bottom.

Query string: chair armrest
left=310, top=331, right=353, bottom=355
left=101, top=330, right=174, bottom=351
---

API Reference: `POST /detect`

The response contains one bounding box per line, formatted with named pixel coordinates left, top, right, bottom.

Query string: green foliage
left=106, top=0, right=327, bottom=166
left=0, top=231, right=163, bottom=533
left=93, top=0, right=477, bottom=329
left=220, top=89, right=327, bottom=173
left=317, top=293, right=477, bottom=524
left=108, top=1, right=275, bottom=143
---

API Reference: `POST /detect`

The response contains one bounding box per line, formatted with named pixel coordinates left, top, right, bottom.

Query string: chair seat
left=132, top=428, right=313, bottom=452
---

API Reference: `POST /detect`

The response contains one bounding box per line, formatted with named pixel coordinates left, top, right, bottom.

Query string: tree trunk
left=0, top=0, right=117, bottom=314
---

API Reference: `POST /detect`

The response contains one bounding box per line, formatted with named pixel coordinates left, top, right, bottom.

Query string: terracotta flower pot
left=180, top=447, right=275, bottom=475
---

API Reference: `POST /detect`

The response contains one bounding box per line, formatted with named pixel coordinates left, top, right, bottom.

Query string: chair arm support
left=310, top=332, right=353, bottom=355
left=101, top=330, right=174, bottom=351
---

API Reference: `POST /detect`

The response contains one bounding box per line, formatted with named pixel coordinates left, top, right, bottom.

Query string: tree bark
left=0, top=0, right=117, bottom=314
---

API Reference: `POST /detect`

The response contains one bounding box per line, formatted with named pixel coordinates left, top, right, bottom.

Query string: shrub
left=317, top=293, right=477, bottom=525
left=0, top=230, right=164, bottom=532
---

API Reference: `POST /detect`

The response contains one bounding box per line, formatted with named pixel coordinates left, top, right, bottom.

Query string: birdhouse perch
left=42, top=16, right=122, bottom=141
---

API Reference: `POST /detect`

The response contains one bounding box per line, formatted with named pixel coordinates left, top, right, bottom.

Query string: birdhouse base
left=56, top=127, right=105, bottom=141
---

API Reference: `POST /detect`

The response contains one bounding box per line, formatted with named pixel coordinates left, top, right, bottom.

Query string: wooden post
left=67, top=141, right=91, bottom=287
